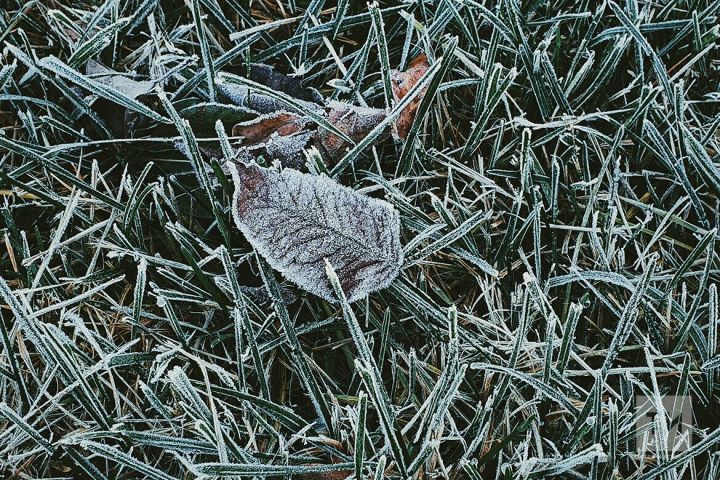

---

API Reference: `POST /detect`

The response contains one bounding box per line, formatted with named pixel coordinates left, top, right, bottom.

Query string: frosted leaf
left=228, top=162, right=403, bottom=302
left=391, top=54, right=430, bottom=139
left=84, top=60, right=155, bottom=135
left=232, top=111, right=309, bottom=142
left=317, top=101, right=388, bottom=160
left=85, top=60, right=153, bottom=100
left=180, top=102, right=255, bottom=135
left=222, top=55, right=430, bottom=168
left=232, top=111, right=313, bottom=169
left=230, top=103, right=389, bottom=167
left=218, top=64, right=323, bottom=114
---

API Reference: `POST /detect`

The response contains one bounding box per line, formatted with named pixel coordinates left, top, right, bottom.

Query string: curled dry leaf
left=218, top=63, right=324, bottom=114
left=228, top=162, right=403, bottom=302
left=85, top=60, right=155, bottom=135
left=228, top=55, right=430, bottom=168
left=391, top=54, right=430, bottom=139
left=232, top=112, right=308, bottom=143
left=86, top=60, right=154, bottom=100
left=232, top=111, right=312, bottom=169
left=316, top=100, right=388, bottom=159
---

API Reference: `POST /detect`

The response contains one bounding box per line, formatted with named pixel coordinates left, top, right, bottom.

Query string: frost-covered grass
left=1, top=1, right=720, bottom=478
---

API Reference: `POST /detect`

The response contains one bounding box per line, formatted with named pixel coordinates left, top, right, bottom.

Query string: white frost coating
left=85, top=60, right=153, bottom=100
left=228, top=162, right=403, bottom=302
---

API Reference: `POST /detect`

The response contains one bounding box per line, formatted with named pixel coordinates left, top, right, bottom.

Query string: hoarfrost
left=228, top=162, right=403, bottom=302
left=85, top=60, right=154, bottom=100
left=217, top=64, right=323, bottom=114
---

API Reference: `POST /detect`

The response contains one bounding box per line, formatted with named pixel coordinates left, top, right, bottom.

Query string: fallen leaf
left=86, top=60, right=154, bottom=100
left=232, top=111, right=308, bottom=143
left=228, top=162, right=403, bottom=302
left=218, top=64, right=324, bottom=114
left=180, top=102, right=255, bottom=135
left=316, top=101, right=388, bottom=160
left=84, top=60, right=156, bottom=136
left=226, top=55, right=430, bottom=168
left=233, top=130, right=314, bottom=170
left=391, top=54, right=430, bottom=139
left=245, top=64, right=324, bottom=105
left=232, top=111, right=313, bottom=169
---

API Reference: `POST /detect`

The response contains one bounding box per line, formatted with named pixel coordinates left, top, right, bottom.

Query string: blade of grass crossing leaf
left=397, top=37, right=458, bottom=175
left=39, top=56, right=169, bottom=123
left=216, top=72, right=352, bottom=145
left=325, top=260, right=408, bottom=473
left=257, top=257, right=333, bottom=435
left=332, top=53, right=445, bottom=177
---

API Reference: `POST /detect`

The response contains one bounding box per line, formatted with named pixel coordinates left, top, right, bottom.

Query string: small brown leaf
left=232, top=112, right=313, bottom=169
left=317, top=101, right=388, bottom=160
left=232, top=111, right=308, bottom=145
left=391, top=54, right=430, bottom=139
